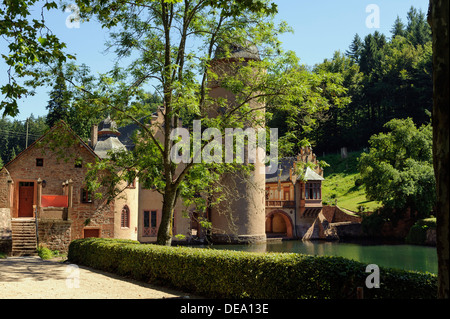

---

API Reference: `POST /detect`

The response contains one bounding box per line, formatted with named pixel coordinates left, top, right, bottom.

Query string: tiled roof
left=265, top=158, right=324, bottom=183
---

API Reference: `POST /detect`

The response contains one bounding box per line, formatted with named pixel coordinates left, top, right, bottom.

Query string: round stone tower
left=207, top=41, right=266, bottom=244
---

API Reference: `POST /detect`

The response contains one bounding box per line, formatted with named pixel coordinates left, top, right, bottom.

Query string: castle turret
left=207, top=41, right=266, bottom=244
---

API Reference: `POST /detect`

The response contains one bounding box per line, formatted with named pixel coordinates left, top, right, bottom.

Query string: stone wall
left=425, top=228, right=436, bottom=246
left=0, top=208, right=11, bottom=239
left=0, top=208, right=12, bottom=254
left=38, top=220, right=72, bottom=252
left=381, top=210, right=416, bottom=239
left=0, top=168, right=12, bottom=254
left=0, top=168, right=11, bottom=209
left=321, top=205, right=362, bottom=223
left=303, top=206, right=363, bottom=241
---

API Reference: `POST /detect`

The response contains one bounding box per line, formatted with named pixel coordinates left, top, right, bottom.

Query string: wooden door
left=84, top=228, right=100, bottom=238
left=19, top=182, right=34, bottom=217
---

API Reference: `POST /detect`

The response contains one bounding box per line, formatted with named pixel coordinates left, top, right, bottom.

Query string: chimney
left=91, top=124, right=98, bottom=149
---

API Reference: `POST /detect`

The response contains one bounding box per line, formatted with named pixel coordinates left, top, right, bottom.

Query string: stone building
left=0, top=115, right=328, bottom=255
left=0, top=42, right=328, bottom=255
left=0, top=120, right=138, bottom=255
left=265, top=147, right=325, bottom=239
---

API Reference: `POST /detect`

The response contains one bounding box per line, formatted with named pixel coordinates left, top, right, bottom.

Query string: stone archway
left=265, top=210, right=294, bottom=238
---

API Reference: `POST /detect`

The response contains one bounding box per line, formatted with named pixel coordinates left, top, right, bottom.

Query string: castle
left=0, top=43, right=325, bottom=255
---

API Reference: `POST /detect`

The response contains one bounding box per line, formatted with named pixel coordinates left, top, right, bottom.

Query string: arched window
left=121, top=205, right=130, bottom=228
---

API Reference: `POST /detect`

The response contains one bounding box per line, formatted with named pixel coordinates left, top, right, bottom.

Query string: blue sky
left=2, top=0, right=430, bottom=122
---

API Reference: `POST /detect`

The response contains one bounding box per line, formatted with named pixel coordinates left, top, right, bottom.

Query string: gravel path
left=0, top=256, right=197, bottom=299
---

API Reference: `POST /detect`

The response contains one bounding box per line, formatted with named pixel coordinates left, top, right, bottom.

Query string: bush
left=38, top=245, right=55, bottom=260
left=68, top=238, right=437, bottom=299
left=405, top=224, right=428, bottom=245
left=361, top=211, right=385, bottom=236
left=405, top=218, right=436, bottom=245
left=418, top=218, right=436, bottom=228
left=37, top=245, right=65, bottom=260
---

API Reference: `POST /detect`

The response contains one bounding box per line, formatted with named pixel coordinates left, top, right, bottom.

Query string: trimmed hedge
left=68, top=238, right=437, bottom=299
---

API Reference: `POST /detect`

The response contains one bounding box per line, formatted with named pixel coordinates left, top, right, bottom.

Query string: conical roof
left=214, top=40, right=260, bottom=61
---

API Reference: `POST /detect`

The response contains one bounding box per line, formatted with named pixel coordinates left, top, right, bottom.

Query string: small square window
left=36, top=158, right=44, bottom=167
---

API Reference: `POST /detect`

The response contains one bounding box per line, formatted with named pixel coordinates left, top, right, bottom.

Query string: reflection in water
left=201, top=240, right=437, bottom=274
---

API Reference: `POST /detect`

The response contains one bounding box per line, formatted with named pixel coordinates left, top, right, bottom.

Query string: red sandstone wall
left=5, top=127, right=114, bottom=241
left=321, top=205, right=362, bottom=223
left=0, top=168, right=11, bottom=208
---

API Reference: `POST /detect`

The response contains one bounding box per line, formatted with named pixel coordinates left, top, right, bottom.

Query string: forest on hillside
left=269, top=6, right=432, bottom=156
left=0, top=7, right=431, bottom=166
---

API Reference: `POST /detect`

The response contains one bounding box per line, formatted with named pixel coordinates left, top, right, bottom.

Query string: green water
left=203, top=240, right=438, bottom=274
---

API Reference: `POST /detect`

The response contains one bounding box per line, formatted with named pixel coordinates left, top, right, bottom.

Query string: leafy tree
left=267, top=60, right=350, bottom=157
left=41, top=62, right=109, bottom=140
left=0, top=0, right=74, bottom=117
left=358, top=118, right=435, bottom=219
left=324, top=8, right=433, bottom=155
left=69, top=0, right=323, bottom=246
left=311, top=51, right=363, bottom=152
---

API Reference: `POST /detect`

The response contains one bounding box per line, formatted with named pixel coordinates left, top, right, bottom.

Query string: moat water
left=198, top=239, right=438, bottom=274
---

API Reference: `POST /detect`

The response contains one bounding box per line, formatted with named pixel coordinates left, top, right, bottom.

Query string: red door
left=19, top=182, right=34, bottom=217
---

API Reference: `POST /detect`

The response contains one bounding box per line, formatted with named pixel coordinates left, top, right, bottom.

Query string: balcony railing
left=36, top=179, right=73, bottom=221
left=265, top=200, right=295, bottom=208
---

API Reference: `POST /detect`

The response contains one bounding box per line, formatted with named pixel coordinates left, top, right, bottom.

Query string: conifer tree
left=46, top=66, right=70, bottom=128
left=406, top=6, right=431, bottom=46
left=391, top=16, right=405, bottom=38
left=345, top=33, right=362, bottom=63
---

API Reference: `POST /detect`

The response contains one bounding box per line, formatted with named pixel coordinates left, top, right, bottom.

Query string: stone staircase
left=11, top=218, right=38, bottom=256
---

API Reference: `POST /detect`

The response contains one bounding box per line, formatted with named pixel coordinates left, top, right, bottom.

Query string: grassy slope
left=317, top=150, right=382, bottom=213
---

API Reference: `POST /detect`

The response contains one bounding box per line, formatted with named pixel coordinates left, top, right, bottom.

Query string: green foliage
left=45, top=66, right=71, bottom=128
left=267, top=61, right=350, bottom=157
left=405, top=224, right=428, bottom=245
left=405, top=218, right=436, bottom=245
left=0, top=115, right=49, bottom=164
left=358, top=118, right=435, bottom=218
left=0, top=0, right=74, bottom=117
left=66, top=0, right=325, bottom=245
left=285, top=6, right=432, bottom=155
left=68, top=238, right=437, bottom=299
left=361, top=211, right=385, bottom=236
left=318, top=151, right=381, bottom=212
left=37, top=245, right=64, bottom=260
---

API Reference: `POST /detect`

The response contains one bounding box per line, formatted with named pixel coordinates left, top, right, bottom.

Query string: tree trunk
left=429, top=0, right=449, bottom=299
left=156, top=186, right=177, bottom=246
